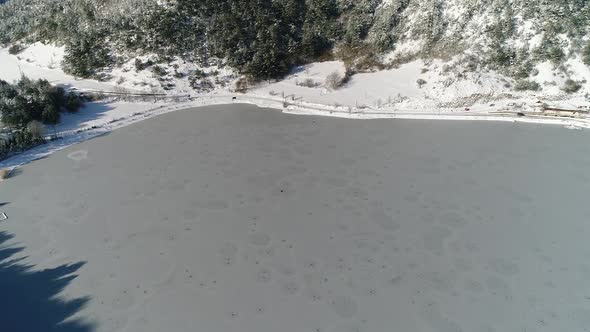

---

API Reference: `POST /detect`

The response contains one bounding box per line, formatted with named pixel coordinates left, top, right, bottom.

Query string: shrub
left=512, top=61, right=534, bottom=80
left=0, top=128, right=45, bottom=160
left=8, top=44, right=24, bottom=55
left=190, top=69, right=208, bottom=79
left=173, top=70, right=185, bottom=79
left=134, top=58, right=154, bottom=71
left=488, top=44, right=516, bottom=68
left=298, top=78, right=319, bottom=88
left=417, top=79, right=427, bottom=88
left=26, top=120, right=45, bottom=140
left=234, top=77, right=250, bottom=93
left=65, top=93, right=83, bottom=113
left=189, top=77, right=214, bottom=92
left=325, top=72, right=344, bottom=90
left=562, top=79, right=582, bottom=93
left=514, top=80, right=540, bottom=91
left=152, top=65, right=167, bottom=77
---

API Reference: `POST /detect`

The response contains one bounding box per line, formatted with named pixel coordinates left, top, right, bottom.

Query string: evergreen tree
left=583, top=41, right=590, bottom=66
left=62, top=32, right=111, bottom=78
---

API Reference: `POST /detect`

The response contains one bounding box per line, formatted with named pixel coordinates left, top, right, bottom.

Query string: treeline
left=1, top=0, right=589, bottom=82
left=0, top=77, right=84, bottom=159
left=0, top=0, right=344, bottom=80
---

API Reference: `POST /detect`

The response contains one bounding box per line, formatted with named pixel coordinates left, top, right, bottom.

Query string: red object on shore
left=464, top=108, right=470, bottom=111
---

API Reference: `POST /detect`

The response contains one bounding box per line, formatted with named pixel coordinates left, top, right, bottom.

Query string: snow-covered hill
left=1, top=0, right=589, bottom=82
left=1, top=0, right=590, bottom=139
left=2, top=41, right=589, bottom=111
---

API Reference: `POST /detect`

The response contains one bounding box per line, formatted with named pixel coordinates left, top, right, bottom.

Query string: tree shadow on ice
left=0, top=231, right=94, bottom=331
left=6, top=167, right=22, bottom=179
left=56, top=101, right=116, bottom=134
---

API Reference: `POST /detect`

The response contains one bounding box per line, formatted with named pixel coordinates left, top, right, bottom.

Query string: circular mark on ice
left=485, top=275, right=513, bottom=299
left=464, top=279, right=484, bottom=293
left=438, top=211, right=468, bottom=228
left=422, top=225, right=453, bottom=254
left=256, top=267, right=272, bottom=283
left=487, top=258, right=520, bottom=276
left=109, top=288, right=135, bottom=310
left=369, top=208, right=400, bottom=231
left=257, top=246, right=275, bottom=258
left=248, top=232, right=271, bottom=246
left=420, top=302, right=463, bottom=332
left=421, top=271, right=455, bottom=293
left=572, top=308, right=590, bottom=328
left=280, top=279, right=301, bottom=295
left=330, top=295, right=358, bottom=318
left=67, top=150, right=88, bottom=161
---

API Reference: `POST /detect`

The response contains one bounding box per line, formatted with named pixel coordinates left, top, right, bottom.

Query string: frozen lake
left=1, top=104, right=590, bottom=332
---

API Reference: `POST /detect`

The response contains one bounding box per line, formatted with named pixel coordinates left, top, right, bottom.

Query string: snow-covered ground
left=1, top=42, right=590, bottom=169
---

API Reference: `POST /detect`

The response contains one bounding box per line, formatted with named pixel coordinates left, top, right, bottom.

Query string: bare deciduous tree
left=325, top=72, right=344, bottom=90
left=27, top=120, right=45, bottom=141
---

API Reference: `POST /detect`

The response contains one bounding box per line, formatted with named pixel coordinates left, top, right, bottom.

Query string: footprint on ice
left=572, top=308, right=590, bottom=328
left=256, top=267, right=272, bottom=283
left=438, top=211, right=468, bottom=228
left=485, top=275, right=513, bottom=299
left=203, top=199, right=228, bottom=210
left=329, top=295, right=358, bottom=318
left=420, top=302, right=463, bottom=332
left=248, top=232, right=271, bottom=246
left=279, top=279, right=301, bottom=295
left=272, top=263, right=297, bottom=277
left=108, top=288, right=135, bottom=310
left=422, top=225, right=452, bottom=254
left=219, top=243, right=238, bottom=266
left=464, top=279, right=484, bottom=293
left=328, top=323, right=363, bottom=332
left=369, top=208, right=400, bottom=231
left=487, top=257, right=520, bottom=276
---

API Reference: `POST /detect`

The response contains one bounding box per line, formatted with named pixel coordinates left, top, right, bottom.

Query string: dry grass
left=334, top=43, right=385, bottom=73
left=0, top=169, right=8, bottom=180
left=297, top=78, right=320, bottom=88
left=27, top=120, right=45, bottom=140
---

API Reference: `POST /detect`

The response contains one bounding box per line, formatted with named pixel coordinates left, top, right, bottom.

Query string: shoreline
left=1, top=44, right=589, bottom=171
left=1, top=94, right=589, bottom=169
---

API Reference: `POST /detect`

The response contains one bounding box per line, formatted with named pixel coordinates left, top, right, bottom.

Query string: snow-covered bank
left=2, top=93, right=589, bottom=169
left=1, top=43, right=590, bottom=169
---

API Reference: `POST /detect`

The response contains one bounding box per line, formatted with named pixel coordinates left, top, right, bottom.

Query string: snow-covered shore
left=1, top=43, right=589, bottom=169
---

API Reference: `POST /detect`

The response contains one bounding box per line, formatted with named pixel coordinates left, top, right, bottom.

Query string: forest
left=0, top=0, right=589, bottom=82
